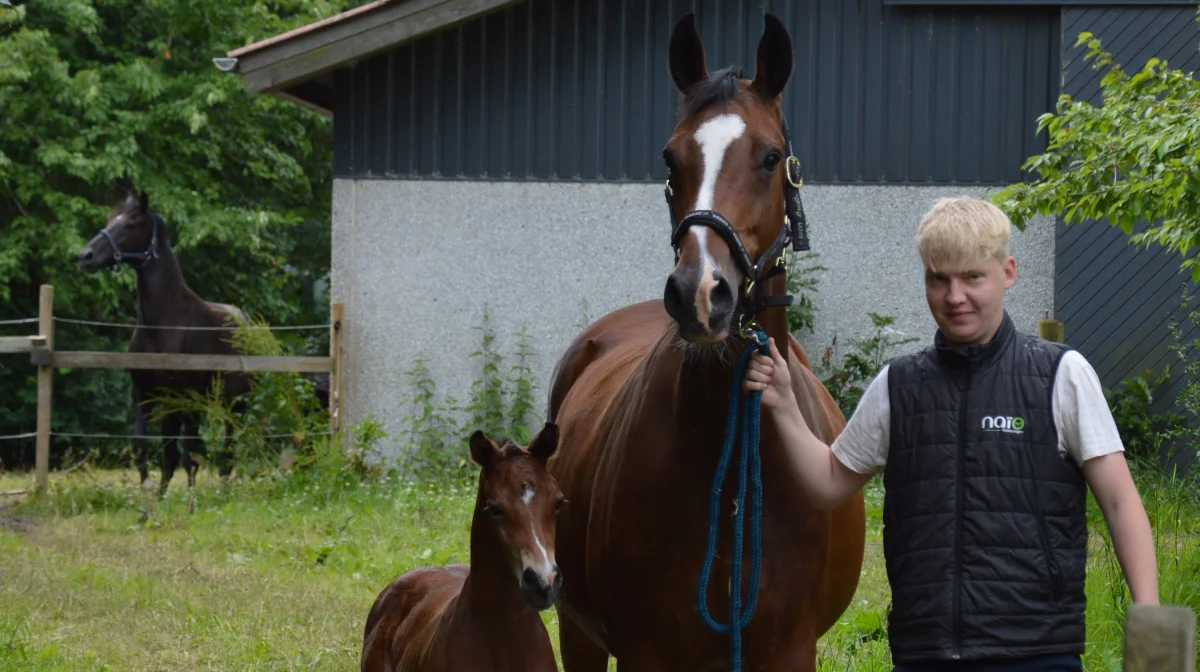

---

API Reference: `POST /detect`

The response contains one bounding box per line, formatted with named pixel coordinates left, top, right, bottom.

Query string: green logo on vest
left=981, top=415, right=1025, bottom=434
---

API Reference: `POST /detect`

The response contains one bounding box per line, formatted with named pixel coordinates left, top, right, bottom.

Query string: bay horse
left=78, top=192, right=250, bottom=501
left=545, top=13, right=866, bottom=671
left=360, top=423, right=563, bottom=672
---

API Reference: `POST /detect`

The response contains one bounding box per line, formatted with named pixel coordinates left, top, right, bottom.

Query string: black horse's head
left=79, top=192, right=160, bottom=272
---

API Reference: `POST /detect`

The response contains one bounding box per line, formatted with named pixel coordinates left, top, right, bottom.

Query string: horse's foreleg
left=180, top=415, right=203, bottom=514
left=160, top=412, right=183, bottom=497
left=558, top=612, right=610, bottom=672
left=133, top=387, right=153, bottom=486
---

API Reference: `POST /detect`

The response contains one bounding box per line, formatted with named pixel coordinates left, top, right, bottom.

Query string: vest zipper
left=952, top=371, right=969, bottom=659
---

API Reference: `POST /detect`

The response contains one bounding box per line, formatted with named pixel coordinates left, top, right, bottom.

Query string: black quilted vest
left=883, top=312, right=1088, bottom=664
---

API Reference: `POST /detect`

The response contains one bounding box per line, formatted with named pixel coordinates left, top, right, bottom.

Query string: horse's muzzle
left=521, top=566, right=562, bottom=611
left=663, top=269, right=736, bottom=342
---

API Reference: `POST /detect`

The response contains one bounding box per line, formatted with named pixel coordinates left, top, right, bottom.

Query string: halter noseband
left=664, top=115, right=811, bottom=337
left=98, top=212, right=161, bottom=269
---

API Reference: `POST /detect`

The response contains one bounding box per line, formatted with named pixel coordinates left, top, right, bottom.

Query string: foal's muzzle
left=521, top=565, right=562, bottom=611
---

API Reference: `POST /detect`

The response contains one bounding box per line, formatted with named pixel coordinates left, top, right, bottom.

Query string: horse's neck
left=133, top=242, right=191, bottom=326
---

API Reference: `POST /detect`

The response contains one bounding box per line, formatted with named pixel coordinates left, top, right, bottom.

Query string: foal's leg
left=558, top=612, right=610, bottom=672
left=159, top=412, right=183, bottom=496
left=180, top=415, right=203, bottom=514
left=132, top=387, right=153, bottom=486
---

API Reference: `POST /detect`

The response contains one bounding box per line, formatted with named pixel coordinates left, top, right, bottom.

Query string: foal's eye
left=554, top=497, right=566, bottom=513
left=486, top=504, right=504, bottom=518
left=762, top=151, right=783, bottom=171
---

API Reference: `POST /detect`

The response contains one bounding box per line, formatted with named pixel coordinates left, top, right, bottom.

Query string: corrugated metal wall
left=332, top=0, right=1059, bottom=184
left=1055, top=6, right=1200, bottom=467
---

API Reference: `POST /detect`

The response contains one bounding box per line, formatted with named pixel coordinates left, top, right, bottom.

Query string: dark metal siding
left=332, top=0, right=1059, bottom=184
left=1054, top=6, right=1200, bottom=469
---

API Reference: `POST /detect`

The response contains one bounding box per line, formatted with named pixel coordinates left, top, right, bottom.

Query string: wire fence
left=0, top=430, right=332, bottom=442
left=53, top=317, right=331, bottom=332
left=3, top=315, right=330, bottom=332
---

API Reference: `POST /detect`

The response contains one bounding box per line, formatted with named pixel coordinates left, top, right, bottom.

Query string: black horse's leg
left=159, top=412, right=183, bottom=496
left=220, top=399, right=245, bottom=481
left=133, top=386, right=154, bottom=486
left=180, top=414, right=203, bottom=514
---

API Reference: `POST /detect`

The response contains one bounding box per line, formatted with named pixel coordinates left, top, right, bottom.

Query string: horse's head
left=661, top=13, right=807, bottom=344
left=78, top=191, right=160, bottom=272
left=469, top=422, right=564, bottom=610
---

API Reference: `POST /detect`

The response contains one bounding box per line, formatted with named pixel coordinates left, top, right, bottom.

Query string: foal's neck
left=461, top=503, right=528, bottom=616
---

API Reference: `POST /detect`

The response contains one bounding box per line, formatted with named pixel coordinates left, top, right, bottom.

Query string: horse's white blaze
left=688, top=113, right=745, bottom=329
left=522, top=484, right=535, bottom=506
left=692, top=114, right=746, bottom=212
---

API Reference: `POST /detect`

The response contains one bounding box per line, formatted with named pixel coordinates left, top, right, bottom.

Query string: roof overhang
left=221, top=0, right=526, bottom=116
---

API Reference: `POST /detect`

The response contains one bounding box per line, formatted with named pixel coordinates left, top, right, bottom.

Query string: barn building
left=224, top=0, right=1200, bottom=464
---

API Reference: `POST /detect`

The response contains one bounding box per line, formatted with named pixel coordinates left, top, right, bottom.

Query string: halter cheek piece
left=665, top=116, right=810, bottom=337
left=96, top=213, right=161, bottom=270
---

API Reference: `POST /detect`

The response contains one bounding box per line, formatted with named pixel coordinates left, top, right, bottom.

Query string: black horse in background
left=78, top=192, right=250, bottom=500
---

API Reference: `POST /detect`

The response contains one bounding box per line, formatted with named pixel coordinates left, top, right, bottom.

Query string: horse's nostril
left=663, top=274, right=687, bottom=322
left=711, top=277, right=735, bottom=317
left=522, top=567, right=538, bottom=587
left=79, top=249, right=93, bottom=262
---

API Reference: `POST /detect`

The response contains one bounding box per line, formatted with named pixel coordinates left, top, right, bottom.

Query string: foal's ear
left=529, top=422, right=559, bottom=462
left=669, top=13, right=708, bottom=94
left=469, top=430, right=500, bottom=469
left=137, top=190, right=150, bottom=213
left=751, top=13, right=793, bottom=100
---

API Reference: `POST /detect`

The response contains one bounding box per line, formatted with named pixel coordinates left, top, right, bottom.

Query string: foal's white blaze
left=518, top=484, right=556, bottom=582
left=688, top=114, right=746, bottom=330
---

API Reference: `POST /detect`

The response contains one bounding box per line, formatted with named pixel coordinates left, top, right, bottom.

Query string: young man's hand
left=743, top=336, right=797, bottom=412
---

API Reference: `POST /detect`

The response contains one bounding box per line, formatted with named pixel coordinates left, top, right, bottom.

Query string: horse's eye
left=554, top=497, right=566, bottom=513
left=763, top=151, right=783, bottom=171
left=486, top=504, right=504, bottom=518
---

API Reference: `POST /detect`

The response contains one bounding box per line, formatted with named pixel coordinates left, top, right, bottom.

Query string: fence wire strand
left=51, top=431, right=332, bottom=441
left=0, top=432, right=37, bottom=441
left=53, top=317, right=331, bottom=332
left=0, top=317, right=40, bottom=327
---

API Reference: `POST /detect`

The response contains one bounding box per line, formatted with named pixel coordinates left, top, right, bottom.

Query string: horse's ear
left=469, top=430, right=500, bottom=469
left=529, top=422, right=559, bottom=462
left=138, top=191, right=150, bottom=213
left=669, top=13, right=708, bottom=94
left=751, top=13, right=793, bottom=100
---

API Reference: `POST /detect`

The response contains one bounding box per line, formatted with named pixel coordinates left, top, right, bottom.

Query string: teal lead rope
left=696, top=329, right=769, bottom=671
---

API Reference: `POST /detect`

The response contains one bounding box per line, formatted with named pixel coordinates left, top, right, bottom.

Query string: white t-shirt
left=832, top=349, right=1125, bottom=475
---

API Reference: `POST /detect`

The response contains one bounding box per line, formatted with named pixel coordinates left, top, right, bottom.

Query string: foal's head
left=469, top=422, right=564, bottom=611
left=78, top=192, right=161, bottom=272
left=661, top=13, right=797, bottom=344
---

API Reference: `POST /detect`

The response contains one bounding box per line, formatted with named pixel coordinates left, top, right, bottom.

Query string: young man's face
left=924, top=253, right=1017, bottom=344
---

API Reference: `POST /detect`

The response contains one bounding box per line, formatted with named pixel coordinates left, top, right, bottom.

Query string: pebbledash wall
left=299, top=0, right=1198, bottom=458
left=331, top=179, right=1055, bottom=456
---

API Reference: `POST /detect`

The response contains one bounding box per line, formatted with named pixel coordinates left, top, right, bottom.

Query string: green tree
left=990, top=13, right=1200, bottom=279
left=0, top=0, right=347, bottom=468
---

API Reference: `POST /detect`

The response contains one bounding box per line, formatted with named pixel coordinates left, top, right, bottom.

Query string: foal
left=361, top=423, right=564, bottom=672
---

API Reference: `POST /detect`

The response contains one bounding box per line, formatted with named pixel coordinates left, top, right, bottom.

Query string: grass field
left=0, top=460, right=1196, bottom=671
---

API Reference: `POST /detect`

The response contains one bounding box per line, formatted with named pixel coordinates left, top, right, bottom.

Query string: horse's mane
left=680, top=66, right=746, bottom=121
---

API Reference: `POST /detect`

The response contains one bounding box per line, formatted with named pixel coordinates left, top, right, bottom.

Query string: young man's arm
left=1058, top=350, right=1159, bottom=604
left=744, top=337, right=880, bottom=509
left=1082, top=453, right=1159, bottom=604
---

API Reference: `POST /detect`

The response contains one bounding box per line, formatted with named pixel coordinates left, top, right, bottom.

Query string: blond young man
left=745, top=197, right=1158, bottom=671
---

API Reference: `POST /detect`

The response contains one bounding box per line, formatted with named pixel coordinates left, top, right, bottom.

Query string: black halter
left=98, top=212, right=161, bottom=269
left=665, top=115, right=811, bottom=337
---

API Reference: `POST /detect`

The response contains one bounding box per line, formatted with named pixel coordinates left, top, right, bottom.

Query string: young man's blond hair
left=915, top=196, right=1012, bottom=272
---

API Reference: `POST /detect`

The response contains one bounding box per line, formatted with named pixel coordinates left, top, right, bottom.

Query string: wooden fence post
left=35, top=284, right=53, bottom=492
left=330, top=301, right=344, bottom=446
left=1123, top=603, right=1196, bottom=672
